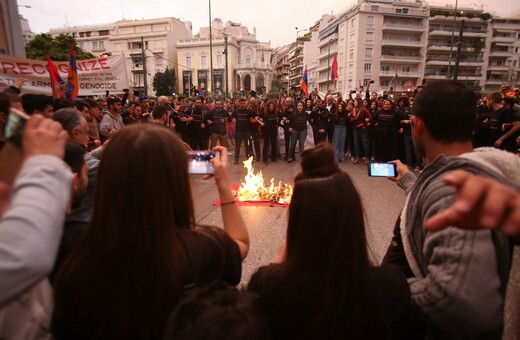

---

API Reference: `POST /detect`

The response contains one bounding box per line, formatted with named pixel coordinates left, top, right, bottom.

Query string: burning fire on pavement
left=233, top=157, right=293, bottom=205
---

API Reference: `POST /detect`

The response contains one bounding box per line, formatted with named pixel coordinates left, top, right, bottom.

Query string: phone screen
left=4, top=108, right=29, bottom=147
left=187, top=151, right=219, bottom=174
left=368, top=162, right=397, bottom=177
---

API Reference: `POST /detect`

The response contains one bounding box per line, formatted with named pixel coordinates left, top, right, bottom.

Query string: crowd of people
left=0, top=78, right=519, bottom=339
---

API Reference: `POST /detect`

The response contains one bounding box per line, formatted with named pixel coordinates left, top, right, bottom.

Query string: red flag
left=67, top=42, right=79, bottom=99
left=299, top=65, right=308, bottom=98
left=46, top=54, right=65, bottom=98
left=330, top=55, right=338, bottom=83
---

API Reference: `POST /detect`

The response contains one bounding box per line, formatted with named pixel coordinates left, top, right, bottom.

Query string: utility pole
left=453, top=20, right=465, bottom=81
left=224, top=34, right=229, bottom=98
left=141, top=36, right=147, bottom=96
left=209, top=0, right=214, bottom=94
left=447, top=0, right=459, bottom=79
left=327, top=41, right=331, bottom=84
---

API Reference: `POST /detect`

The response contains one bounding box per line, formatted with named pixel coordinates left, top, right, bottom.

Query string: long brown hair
left=283, top=143, right=386, bottom=338
left=53, top=124, right=195, bottom=339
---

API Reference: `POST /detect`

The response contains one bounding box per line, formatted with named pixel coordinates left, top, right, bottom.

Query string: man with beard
left=486, top=92, right=518, bottom=152
left=232, top=97, right=255, bottom=164
left=206, top=98, right=230, bottom=148
left=188, top=96, right=209, bottom=150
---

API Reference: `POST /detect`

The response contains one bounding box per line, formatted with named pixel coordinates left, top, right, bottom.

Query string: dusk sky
left=18, top=0, right=520, bottom=48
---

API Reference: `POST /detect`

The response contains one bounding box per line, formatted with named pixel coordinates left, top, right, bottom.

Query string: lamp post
left=295, top=27, right=307, bottom=40
left=447, top=0, right=459, bottom=79
left=141, top=36, right=147, bottom=96
left=209, top=0, right=214, bottom=94
left=223, top=33, right=229, bottom=99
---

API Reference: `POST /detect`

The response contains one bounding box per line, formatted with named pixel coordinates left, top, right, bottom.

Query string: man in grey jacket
left=383, top=80, right=520, bottom=339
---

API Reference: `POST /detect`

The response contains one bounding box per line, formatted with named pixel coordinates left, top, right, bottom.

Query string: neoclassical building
left=176, top=19, right=272, bottom=97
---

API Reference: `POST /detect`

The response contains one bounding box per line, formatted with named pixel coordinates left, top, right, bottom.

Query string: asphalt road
left=190, top=154, right=519, bottom=339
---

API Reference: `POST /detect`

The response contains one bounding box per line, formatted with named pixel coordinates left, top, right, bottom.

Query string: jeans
left=352, top=128, right=369, bottom=159
left=250, top=128, right=261, bottom=160
left=262, top=127, right=278, bottom=161
left=289, top=129, right=307, bottom=160
left=234, top=130, right=251, bottom=160
left=332, top=125, right=346, bottom=160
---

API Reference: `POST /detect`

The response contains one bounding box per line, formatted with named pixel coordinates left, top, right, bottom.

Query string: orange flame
left=234, top=157, right=293, bottom=204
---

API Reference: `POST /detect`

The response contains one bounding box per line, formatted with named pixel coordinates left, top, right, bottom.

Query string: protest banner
left=0, top=54, right=129, bottom=96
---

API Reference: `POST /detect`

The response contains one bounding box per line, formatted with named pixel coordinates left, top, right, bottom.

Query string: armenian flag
left=330, top=55, right=338, bottom=83
left=46, top=54, right=65, bottom=98
left=67, top=43, right=79, bottom=99
left=300, top=65, right=308, bottom=98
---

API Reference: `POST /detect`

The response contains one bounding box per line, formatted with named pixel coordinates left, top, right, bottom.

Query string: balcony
left=485, top=79, right=506, bottom=85
left=426, top=58, right=484, bottom=66
left=290, top=64, right=304, bottom=72
left=487, top=65, right=509, bottom=71
left=428, top=29, right=487, bottom=37
left=316, top=63, right=331, bottom=72
left=380, top=55, right=423, bottom=63
left=317, top=49, right=337, bottom=61
left=317, top=33, right=338, bottom=48
left=383, top=23, right=425, bottom=32
left=151, top=47, right=164, bottom=54
left=379, top=71, right=423, bottom=78
left=381, top=39, right=424, bottom=48
left=489, top=50, right=513, bottom=57
left=129, top=48, right=144, bottom=55
left=425, top=72, right=483, bottom=80
left=430, top=16, right=488, bottom=23
left=491, top=36, right=515, bottom=43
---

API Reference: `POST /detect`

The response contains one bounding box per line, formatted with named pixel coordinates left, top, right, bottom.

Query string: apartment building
left=176, top=19, right=272, bottom=97
left=288, top=41, right=304, bottom=88
left=272, top=44, right=292, bottom=90
left=49, top=17, right=192, bottom=96
left=313, top=0, right=428, bottom=93
left=485, top=17, right=520, bottom=93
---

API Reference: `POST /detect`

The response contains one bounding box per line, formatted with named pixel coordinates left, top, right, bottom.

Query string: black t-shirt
left=248, top=265, right=410, bottom=340
left=206, top=109, right=229, bottom=135
left=260, top=111, right=278, bottom=129
left=287, top=111, right=308, bottom=131
left=232, top=109, right=254, bottom=132
left=376, top=109, right=401, bottom=130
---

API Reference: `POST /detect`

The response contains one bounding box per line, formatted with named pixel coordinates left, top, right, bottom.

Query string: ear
left=411, top=115, right=424, bottom=136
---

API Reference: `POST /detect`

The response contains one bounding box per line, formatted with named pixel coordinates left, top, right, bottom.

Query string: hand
left=23, top=114, right=68, bottom=160
left=204, top=146, right=231, bottom=191
left=494, top=138, right=503, bottom=147
left=425, top=170, right=520, bottom=235
left=200, top=123, right=206, bottom=129
left=12, top=77, right=26, bottom=90
left=319, top=129, right=325, bottom=133
left=207, top=120, right=213, bottom=125
left=288, top=128, right=293, bottom=133
left=502, top=123, right=512, bottom=131
left=108, top=127, right=118, bottom=136
left=387, top=159, right=409, bottom=183
left=398, top=128, right=404, bottom=134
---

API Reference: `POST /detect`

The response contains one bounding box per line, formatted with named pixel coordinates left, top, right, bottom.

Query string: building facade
left=49, top=17, right=192, bottom=96
left=176, top=19, right=272, bottom=97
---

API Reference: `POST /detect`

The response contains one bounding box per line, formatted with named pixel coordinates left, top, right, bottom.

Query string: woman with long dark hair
left=331, top=101, right=348, bottom=162
left=260, top=99, right=279, bottom=164
left=52, top=124, right=249, bottom=339
left=248, top=143, right=409, bottom=339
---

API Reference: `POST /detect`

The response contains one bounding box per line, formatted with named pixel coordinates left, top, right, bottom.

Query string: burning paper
left=234, top=157, right=293, bottom=205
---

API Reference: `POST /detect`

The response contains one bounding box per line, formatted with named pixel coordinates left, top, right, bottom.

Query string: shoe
left=283, top=156, right=288, bottom=162
left=352, top=158, right=359, bottom=164
left=234, top=159, right=239, bottom=165
left=288, top=159, right=293, bottom=163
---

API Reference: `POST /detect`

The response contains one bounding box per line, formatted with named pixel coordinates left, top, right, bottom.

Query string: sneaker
left=283, top=156, right=289, bottom=162
left=234, top=159, right=239, bottom=165
left=288, top=158, right=293, bottom=163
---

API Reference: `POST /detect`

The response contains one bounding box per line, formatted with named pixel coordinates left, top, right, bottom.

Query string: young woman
left=374, top=100, right=401, bottom=162
left=286, top=101, right=309, bottom=163
left=331, top=101, right=348, bottom=162
left=368, top=100, right=379, bottom=160
left=248, top=143, right=410, bottom=340
left=52, top=124, right=249, bottom=339
left=260, top=99, right=279, bottom=164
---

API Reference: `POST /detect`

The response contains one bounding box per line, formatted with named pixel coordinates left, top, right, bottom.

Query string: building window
left=339, top=67, right=343, bottom=76
left=381, top=80, right=389, bottom=86
left=349, top=49, right=354, bottom=59
left=381, top=65, right=390, bottom=72
left=216, top=54, right=223, bottom=68
left=155, top=56, right=163, bottom=66
left=186, top=56, right=192, bottom=68
left=383, top=34, right=392, bottom=41
left=371, top=5, right=379, bottom=11
left=403, top=8, right=409, bottom=14
left=364, top=63, right=372, bottom=72
left=246, top=57, right=251, bottom=66
left=351, top=18, right=356, bottom=28
left=367, top=16, right=375, bottom=27
left=402, top=66, right=411, bottom=73
left=78, top=42, right=84, bottom=49
left=514, top=61, right=518, bottom=67
left=365, top=48, right=373, bottom=57
left=339, top=53, right=344, bottom=61
left=98, top=41, right=104, bottom=50
left=366, top=32, right=374, bottom=42
left=201, top=55, right=207, bottom=68
left=338, top=81, right=343, bottom=90
left=92, top=42, right=98, bottom=50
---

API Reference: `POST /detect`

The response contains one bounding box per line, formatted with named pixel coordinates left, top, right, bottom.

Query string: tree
left=152, top=67, right=176, bottom=96
left=26, top=33, right=95, bottom=61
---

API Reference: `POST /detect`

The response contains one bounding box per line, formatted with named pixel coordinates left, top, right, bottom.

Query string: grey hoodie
left=397, top=147, right=520, bottom=339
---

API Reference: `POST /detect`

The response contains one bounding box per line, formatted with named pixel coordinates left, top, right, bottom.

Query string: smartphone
left=368, top=162, right=397, bottom=177
left=4, top=108, right=29, bottom=147
left=0, top=108, right=29, bottom=184
left=187, top=151, right=219, bottom=174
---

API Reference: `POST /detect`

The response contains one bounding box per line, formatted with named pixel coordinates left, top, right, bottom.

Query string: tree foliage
left=26, top=34, right=96, bottom=61
left=152, top=67, right=176, bottom=96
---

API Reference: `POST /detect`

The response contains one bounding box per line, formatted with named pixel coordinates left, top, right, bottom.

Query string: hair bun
left=297, top=143, right=339, bottom=180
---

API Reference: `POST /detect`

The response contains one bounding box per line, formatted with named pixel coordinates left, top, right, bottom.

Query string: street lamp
left=295, top=27, right=307, bottom=40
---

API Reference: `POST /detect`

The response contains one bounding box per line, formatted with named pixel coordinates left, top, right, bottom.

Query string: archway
left=256, top=73, right=265, bottom=94
left=243, top=74, right=251, bottom=92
